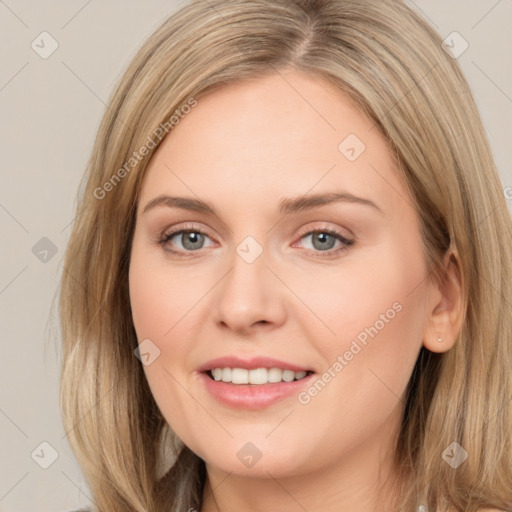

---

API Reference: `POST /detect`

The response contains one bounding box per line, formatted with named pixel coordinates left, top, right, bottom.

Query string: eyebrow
left=141, top=191, right=383, bottom=217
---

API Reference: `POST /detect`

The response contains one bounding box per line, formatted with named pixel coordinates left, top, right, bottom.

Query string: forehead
left=138, top=70, right=411, bottom=219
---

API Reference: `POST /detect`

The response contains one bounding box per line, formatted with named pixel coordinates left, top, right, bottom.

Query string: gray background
left=0, top=1, right=511, bottom=510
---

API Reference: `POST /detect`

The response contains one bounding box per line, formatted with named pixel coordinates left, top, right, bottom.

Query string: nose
left=212, top=242, right=287, bottom=336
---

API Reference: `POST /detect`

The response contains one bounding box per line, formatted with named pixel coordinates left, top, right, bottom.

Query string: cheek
left=128, top=242, right=197, bottom=403
left=129, top=268, right=173, bottom=341
left=288, top=237, right=429, bottom=429
left=128, top=247, right=208, bottom=441
left=286, top=260, right=427, bottom=455
left=292, top=239, right=428, bottom=354
left=128, top=243, right=206, bottom=343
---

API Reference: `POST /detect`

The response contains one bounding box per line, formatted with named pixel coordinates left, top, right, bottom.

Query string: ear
left=422, top=248, right=465, bottom=353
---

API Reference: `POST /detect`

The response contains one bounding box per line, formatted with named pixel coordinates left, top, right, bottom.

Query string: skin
left=128, top=69, right=464, bottom=512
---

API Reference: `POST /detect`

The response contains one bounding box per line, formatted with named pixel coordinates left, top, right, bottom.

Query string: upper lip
left=197, top=356, right=313, bottom=373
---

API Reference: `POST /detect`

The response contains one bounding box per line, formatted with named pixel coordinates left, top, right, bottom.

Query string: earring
left=437, top=336, right=443, bottom=343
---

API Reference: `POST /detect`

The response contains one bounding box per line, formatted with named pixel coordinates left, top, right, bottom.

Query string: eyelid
left=294, top=222, right=354, bottom=241
left=159, top=222, right=218, bottom=246
left=159, top=222, right=352, bottom=243
left=291, top=224, right=354, bottom=258
left=158, top=221, right=355, bottom=258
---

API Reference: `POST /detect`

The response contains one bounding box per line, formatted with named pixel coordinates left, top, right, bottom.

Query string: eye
left=295, top=228, right=354, bottom=258
left=157, top=224, right=354, bottom=259
left=158, top=224, right=215, bottom=257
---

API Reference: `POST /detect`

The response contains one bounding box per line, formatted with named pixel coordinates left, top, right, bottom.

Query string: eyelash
left=157, top=223, right=354, bottom=259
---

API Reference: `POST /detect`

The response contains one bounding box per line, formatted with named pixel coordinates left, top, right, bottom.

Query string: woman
left=58, top=0, right=512, bottom=510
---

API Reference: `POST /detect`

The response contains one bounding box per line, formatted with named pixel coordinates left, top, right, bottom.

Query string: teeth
left=282, top=369, right=295, bottom=382
left=249, top=368, right=267, bottom=385
left=231, top=368, right=249, bottom=384
left=268, top=367, right=282, bottom=383
left=221, top=368, right=232, bottom=382
left=210, top=367, right=309, bottom=384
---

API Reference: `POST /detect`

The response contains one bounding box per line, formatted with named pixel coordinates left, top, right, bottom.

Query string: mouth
left=196, top=356, right=316, bottom=408
left=204, top=367, right=315, bottom=385
left=200, top=367, right=316, bottom=409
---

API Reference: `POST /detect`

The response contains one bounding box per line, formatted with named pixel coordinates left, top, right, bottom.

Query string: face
left=129, top=69, right=434, bottom=480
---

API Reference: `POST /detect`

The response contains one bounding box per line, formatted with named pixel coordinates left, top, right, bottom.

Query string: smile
left=208, top=367, right=311, bottom=385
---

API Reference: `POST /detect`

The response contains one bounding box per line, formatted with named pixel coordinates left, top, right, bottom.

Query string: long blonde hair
left=57, top=0, right=512, bottom=510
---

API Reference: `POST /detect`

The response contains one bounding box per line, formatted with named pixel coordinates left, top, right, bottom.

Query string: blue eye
left=158, top=226, right=354, bottom=258
left=159, top=228, right=213, bottom=254
left=297, top=229, right=354, bottom=258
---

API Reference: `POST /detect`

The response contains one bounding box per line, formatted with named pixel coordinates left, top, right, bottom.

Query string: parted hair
left=57, top=0, right=512, bottom=511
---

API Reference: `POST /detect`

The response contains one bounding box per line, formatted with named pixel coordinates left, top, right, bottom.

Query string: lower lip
left=199, top=372, right=315, bottom=409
